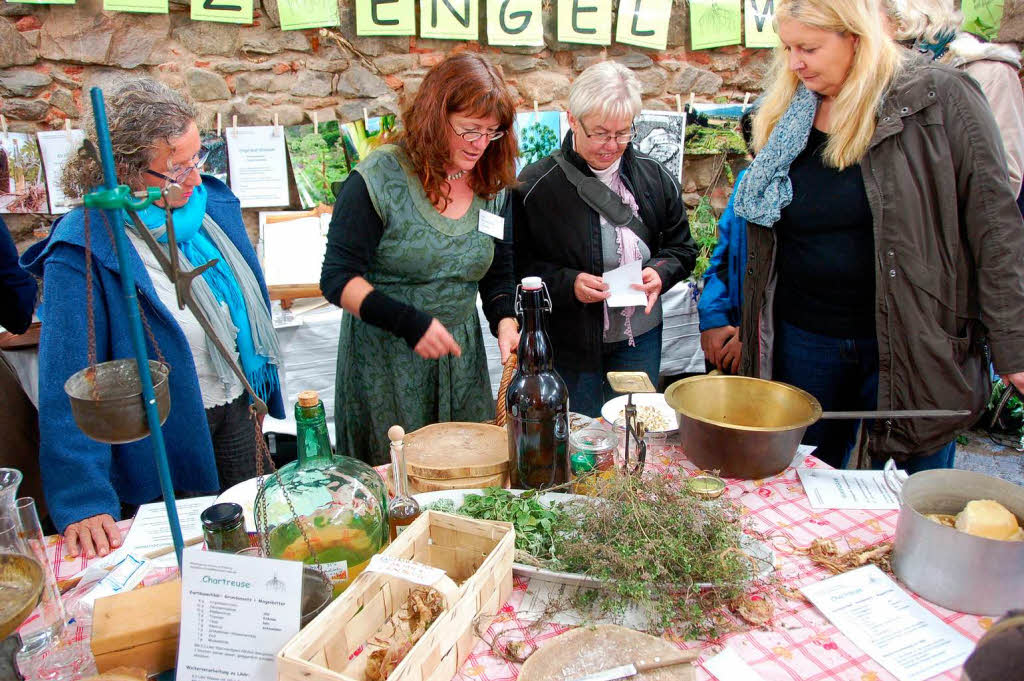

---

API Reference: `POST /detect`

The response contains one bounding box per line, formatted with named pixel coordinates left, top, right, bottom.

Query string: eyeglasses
left=578, top=120, right=637, bottom=146
left=447, top=119, right=506, bottom=143
left=145, top=146, right=210, bottom=186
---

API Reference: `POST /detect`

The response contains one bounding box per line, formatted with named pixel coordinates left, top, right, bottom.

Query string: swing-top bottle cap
left=297, top=390, right=320, bottom=407
left=521, top=276, right=543, bottom=291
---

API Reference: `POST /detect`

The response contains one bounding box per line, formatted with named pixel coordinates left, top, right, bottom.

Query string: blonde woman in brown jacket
left=734, top=0, right=1024, bottom=471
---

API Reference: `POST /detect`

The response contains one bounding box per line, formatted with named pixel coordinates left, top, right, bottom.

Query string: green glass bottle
left=257, top=390, right=388, bottom=597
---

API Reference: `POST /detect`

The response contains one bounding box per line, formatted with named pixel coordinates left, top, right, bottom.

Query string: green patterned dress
left=335, top=145, right=504, bottom=465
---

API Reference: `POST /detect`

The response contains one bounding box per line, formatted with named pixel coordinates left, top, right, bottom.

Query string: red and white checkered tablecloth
left=36, top=447, right=990, bottom=681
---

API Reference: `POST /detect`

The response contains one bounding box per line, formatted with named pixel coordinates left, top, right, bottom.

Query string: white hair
left=891, top=0, right=963, bottom=44
left=567, top=61, right=642, bottom=123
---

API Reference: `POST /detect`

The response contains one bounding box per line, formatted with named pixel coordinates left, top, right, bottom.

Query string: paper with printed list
left=797, top=468, right=900, bottom=510
left=801, top=565, right=973, bottom=681
left=178, top=547, right=301, bottom=681
left=226, top=126, right=289, bottom=208
left=603, top=259, right=647, bottom=308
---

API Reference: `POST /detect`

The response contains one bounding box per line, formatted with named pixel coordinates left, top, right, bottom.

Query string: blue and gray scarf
left=732, top=85, right=819, bottom=227
left=135, top=185, right=281, bottom=403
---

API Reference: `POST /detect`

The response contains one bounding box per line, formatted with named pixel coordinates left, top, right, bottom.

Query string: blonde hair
left=890, top=0, right=962, bottom=44
left=754, top=0, right=903, bottom=169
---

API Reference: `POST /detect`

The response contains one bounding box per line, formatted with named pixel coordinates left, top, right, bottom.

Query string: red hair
left=398, top=53, right=517, bottom=210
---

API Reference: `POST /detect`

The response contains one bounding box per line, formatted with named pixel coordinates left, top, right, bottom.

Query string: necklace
left=446, top=169, right=468, bottom=181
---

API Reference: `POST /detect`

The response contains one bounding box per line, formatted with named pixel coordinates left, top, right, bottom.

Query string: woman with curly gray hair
left=21, top=78, right=284, bottom=559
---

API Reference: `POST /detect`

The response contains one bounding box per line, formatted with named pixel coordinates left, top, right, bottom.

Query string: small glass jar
left=201, top=502, right=250, bottom=554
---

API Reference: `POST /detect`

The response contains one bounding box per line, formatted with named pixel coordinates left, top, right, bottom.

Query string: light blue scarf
left=732, top=85, right=819, bottom=227
left=135, top=185, right=280, bottom=403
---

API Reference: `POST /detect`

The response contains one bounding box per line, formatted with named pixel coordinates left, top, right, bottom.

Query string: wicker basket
left=276, top=511, right=514, bottom=681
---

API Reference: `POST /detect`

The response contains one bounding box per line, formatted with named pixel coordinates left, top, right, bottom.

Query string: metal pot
left=64, top=359, right=170, bottom=444
left=663, top=375, right=969, bottom=479
left=885, top=465, right=1024, bottom=615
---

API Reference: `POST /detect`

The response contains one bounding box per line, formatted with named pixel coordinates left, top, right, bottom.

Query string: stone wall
left=2, top=0, right=1022, bottom=248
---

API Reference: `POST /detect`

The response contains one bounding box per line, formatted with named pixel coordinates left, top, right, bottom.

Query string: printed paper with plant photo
left=0, top=132, right=48, bottom=214
left=200, top=130, right=228, bottom=184
left=514, top=110, right=567, bottom=174
left=284, top=120, right=354, bottom=209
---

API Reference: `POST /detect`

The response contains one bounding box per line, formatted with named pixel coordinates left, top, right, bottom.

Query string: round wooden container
left=403, top=422, right=510, bottom=491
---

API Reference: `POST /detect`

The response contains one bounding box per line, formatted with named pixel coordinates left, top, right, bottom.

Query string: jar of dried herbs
left=201, top=502, right=250, bottom=554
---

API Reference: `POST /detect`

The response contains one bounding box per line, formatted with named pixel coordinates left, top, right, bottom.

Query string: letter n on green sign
left=357, top=0, right=416, bottom=35
left=421, top=0, right=479, bottom=40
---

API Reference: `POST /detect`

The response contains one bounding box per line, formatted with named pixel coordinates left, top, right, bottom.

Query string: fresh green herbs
left=426, top=488, right=562, bottom=562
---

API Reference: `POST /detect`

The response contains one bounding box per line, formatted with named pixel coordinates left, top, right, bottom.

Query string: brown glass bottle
left=386, top=425, right=421, bottom=540
left=505, top=277, right=570, bottom=489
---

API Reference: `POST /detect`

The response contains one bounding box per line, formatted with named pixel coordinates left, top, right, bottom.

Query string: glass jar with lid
left=201, top=502, right=250, bottom=554
left=568, top=422, right=618, bottom=495
left=257, top=391, right=389, bottom=597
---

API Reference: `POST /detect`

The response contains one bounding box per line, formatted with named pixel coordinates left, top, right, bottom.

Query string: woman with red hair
left=321, top=53, right=520, bottom=464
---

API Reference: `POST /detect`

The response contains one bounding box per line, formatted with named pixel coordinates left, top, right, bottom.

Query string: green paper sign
left=487, top=0, right=543, bottom=46
left=103, top=0, right=167, bottom=12
left=356, top=0, right=416, bottom=35
left=744, top=0, right=778, bottom=48
left=615, top=0, right=671, bottom=50
left=420, top=0, right=479, bottom=40
left=690, top=0, right=741, bottom=50
left=961, top=0, right=1004, bottom=41
left=191, top=0, right=254, bottom=24
left=557, top=0, right=612, bottom=45
left=277, top=0, right=340, bottom=30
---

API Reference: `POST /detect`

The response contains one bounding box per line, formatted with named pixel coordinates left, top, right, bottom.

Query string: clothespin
left=742, top=92, right=751, bottom=112
left=273, top=112, right=280, bottom=136
left=533, top=100, right=540, bottom=124
left=64, top=118, right=73, bottom=136
left=216, top=112, right=222, bottom=137
left=675, top=94, right=682, bottom=113
left=363, top=107, right=370, bottom=130
left=312, top=111, right=318, bottom=134
left=0, top=115, right=7, bottom=135
left=232, top=115, right=238, bottom=134
left=689, top=92, right=695, bottom=110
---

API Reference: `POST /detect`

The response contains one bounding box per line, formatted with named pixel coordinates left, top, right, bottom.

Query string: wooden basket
left=277, top=511, right=514, bottom=681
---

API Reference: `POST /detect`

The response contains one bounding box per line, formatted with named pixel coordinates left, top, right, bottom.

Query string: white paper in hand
left=603, top=260, right=647, bottom=308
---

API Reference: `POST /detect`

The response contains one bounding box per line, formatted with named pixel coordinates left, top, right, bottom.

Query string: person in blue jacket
left=21, top=79, right=284, bottom=559
left=698, top=113, right=753, bottom=374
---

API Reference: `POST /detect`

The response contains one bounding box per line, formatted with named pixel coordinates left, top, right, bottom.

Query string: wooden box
left=277, top=511, right=514, bottom=681
left=90, top=579, right=181, bottom=675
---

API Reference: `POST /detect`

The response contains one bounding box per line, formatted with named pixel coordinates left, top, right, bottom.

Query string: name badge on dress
left=477, top=210, right=505, bottom=240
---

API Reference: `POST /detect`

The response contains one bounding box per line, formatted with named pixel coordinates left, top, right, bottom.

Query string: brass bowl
left=0, top=553, right=45, bottom=640
left=665, top=375, right=822, bottom=479
left=64, top=359, right=170, bottom=444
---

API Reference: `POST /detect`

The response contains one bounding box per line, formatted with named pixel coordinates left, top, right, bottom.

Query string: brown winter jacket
left=739, top=58, right=1024, bottom=462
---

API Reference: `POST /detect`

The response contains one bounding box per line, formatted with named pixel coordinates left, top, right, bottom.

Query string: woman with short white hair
left=891, top=0, right=1024, bottom=201
left=512, top=61, right=697, bottom=416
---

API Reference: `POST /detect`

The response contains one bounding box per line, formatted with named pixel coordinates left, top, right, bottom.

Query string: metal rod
left=90, top=88, right=186, bottom=568
left=820, top=409, right=973, bottom=420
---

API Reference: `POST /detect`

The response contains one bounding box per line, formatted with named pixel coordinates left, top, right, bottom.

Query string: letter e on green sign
left=744, top=0, right=778, bottom=48
left=420, top=0, right=479, bottom=40
left=488, top=0, right=543, bottom=46
left=557, top=0, right=612, bottom=45
left=357, top=0, right=416, bottom=35
left=615, top=0, right=671, bottom=50
left=192, top=0, right=254, bottom=24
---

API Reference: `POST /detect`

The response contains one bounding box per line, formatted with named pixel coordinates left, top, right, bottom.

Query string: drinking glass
left=14, top=498, right=66, bottom=656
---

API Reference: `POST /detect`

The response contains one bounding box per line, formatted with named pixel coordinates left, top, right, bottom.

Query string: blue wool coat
left=698, top=168, right=748, bottom=332
left=21, top=176, right=284, bottom=533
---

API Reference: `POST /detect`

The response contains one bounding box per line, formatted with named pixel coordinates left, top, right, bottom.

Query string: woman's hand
left=701, top=325, right=739, bottom=369
left=64, top=514, right=122, bottom=559
left=1003, top=371, right=1024, bottom=395
left=574, top=273, right=610, bottom=304
left=496, top=317, right=520, bottom=365
left=632, top=267, right=663, bottom=314
left=720, top=332, right=742, bottom=374
left=414, top=319, right=462, bottom=359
